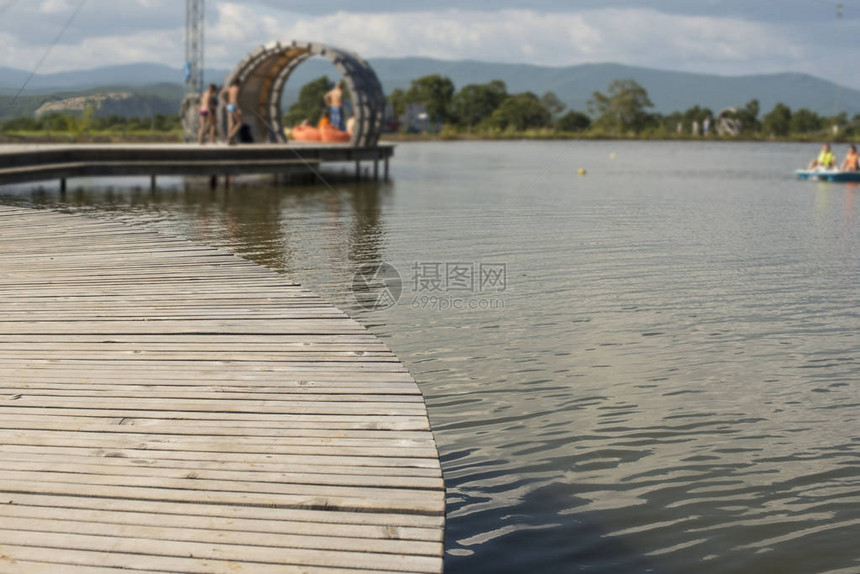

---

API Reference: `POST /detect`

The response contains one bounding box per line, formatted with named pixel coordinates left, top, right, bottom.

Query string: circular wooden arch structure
left=215, top=40, right=385, bottom=147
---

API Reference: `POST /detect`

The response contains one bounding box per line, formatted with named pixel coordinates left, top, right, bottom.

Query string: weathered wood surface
left=0, top=206, right=444, bottom=573
left=0, top=143, right=394, bottom=185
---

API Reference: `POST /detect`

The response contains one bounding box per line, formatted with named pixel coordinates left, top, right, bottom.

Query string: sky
left=1, top=0, right=859, bottom=88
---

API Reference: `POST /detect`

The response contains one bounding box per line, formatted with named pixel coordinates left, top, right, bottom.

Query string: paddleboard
left=795, top=169, right=860, bottom=182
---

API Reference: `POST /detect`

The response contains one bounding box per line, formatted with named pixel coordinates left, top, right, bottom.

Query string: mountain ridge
left=0, top=58, right=855, bottom=118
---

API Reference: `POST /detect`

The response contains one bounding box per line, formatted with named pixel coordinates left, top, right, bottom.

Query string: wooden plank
left=0, top=492, right=444, bottom=530
left=0, top=397, right=428, bottom=415
left=0, top=205, right=443, bottom=573
left=0, top=434, right=440, bottom=460
left=0, top=415, right=431, bottom=437
left=0, top=408, right=431, bottom=428
left=0, top=504, right=440, bottom=546
left=0, top=429, right=437, bottom=452
left=0, top=545, right=423, bottom=574
left=0, top=449, right=442, bottom=479
left=0, top=561, right=168, bottom=574
left=0, top=473, right=443, bottom=515
left=0, top=458, right=443, bottom=490
left=0, top=538, right=440, bottom=574
left=0, top=515, right=443, bottom=556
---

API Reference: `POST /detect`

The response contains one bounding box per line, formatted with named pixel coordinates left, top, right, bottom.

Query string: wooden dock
left=0, top=206, right=444, bottom=573
left=0, top=143, right=395, bottom=188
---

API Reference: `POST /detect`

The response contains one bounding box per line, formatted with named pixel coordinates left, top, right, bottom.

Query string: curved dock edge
left=0, top=205, right=444, bottom=573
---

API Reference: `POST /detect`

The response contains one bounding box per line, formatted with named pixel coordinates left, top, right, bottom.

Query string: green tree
left=388, top=88, right=408, bottom=119
left=762, top=102, right=791, bottom=137
left=406, top=74, right=455, bottom=123
left=555, top=110, right=591, bottom=132
left=843, top=113, right=860, bottom=137
left=736, top=99, right=760, bottom=134
left=790, top=109, right=822, bottom=135
left=41, top=112, right=76, bottom=132
left=662, top=111, right=683, bottom=134
left=488, top=92, right=551, bottom=131
left=540, top=91, right=566, bottom=120
left=682, top=105, right=713, bottom=133
left=284, top=76, right=333, bottom=127
left=1, top=117, right=39, bottom=132
left=451, top=80, right=508, bottom=129
left=824, top=112, right=847, bottom=137
left=588, top=79, right=654, bottom=134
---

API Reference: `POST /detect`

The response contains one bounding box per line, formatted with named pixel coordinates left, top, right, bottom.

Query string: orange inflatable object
left=292, top=125, right=321, bottom=141
left=320, top=125, right=351, bottom=143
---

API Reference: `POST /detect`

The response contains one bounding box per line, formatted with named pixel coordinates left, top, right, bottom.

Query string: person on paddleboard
left=841, top=144, right=860, bottom=172
left=808, top=143, right=836, bottom=170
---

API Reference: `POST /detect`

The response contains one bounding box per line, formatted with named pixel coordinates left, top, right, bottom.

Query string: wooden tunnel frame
left=217, top=40, right=386, bottom=147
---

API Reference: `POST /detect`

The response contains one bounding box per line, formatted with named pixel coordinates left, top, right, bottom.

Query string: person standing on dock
left=222, top=80, right=242, bottom=144
left=324, top=80, right=345, bottom=131
left=197, top=84, right=217, bottom=144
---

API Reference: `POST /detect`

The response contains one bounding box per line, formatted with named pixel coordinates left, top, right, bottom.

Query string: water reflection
left=1, top=176, right=391, bottom=276
left=347, top=182, right=387, bottom=266
left=843, top=184, right=856, bottom=227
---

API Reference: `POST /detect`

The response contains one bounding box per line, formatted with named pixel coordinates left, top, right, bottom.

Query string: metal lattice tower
left=185, top=0, right=204, bottom=94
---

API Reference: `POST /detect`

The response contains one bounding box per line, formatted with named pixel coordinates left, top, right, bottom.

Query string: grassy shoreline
left=380, top=131, right=854, bottom=144
left=0, top=131, right=183, bottom=144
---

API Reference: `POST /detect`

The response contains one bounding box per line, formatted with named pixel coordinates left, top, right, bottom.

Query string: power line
left=6, top=0, right=88, bottom=109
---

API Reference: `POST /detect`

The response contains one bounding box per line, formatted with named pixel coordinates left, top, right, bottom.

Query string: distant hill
left=0, top=83, right=184, bottom=120
left=366, top=58, right=855, bottom=117
left=0, top=63, right=197, bottom=94
left=0, top=58, right=857, bottom=119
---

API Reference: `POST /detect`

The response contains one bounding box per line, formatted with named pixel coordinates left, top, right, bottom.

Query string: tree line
left=0, top=112, right=182, bottom=134
left=384, top=75, right=860, bottom=139
left=0, top=111, right=181, bottom=134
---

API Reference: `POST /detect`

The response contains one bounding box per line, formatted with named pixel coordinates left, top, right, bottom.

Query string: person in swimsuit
left=197, top=84, right=217, bottom=144
left=221, top=80, right=242, bottom=143
left=841, top=144, right=860, bottom=172
left=324, top=80, right=345, bottom=131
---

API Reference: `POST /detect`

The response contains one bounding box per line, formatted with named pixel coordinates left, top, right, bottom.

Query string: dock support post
left=355, top=160, right=361, bottom=181
left=150, top=175, right=156, bottom=191
left=59, top=178, right=66, bottom=194
left=373, top=159, right=379, bottom=181
left=209, top=175, right=218, bottom=190
left=384, top=157, right=390, bottom=181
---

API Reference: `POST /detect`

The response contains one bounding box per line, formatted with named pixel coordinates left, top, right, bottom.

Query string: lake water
left=2, top=140, right=859, bottom=573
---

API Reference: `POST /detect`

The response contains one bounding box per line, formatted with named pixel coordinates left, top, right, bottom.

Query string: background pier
left=0, top=143, right=394, bottom=188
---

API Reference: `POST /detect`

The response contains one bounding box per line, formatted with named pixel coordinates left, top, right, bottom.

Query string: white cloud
left=219, top=9, right=604, bottom=66
left=136, top=0, right=167, bottom=8
left=0, top=1, right=855, bottom=90
left=0, top=28, right=182, bottom=73
left=39, top=0, right=72, bottom=15
left=202, top=6, right=811, bottom=75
